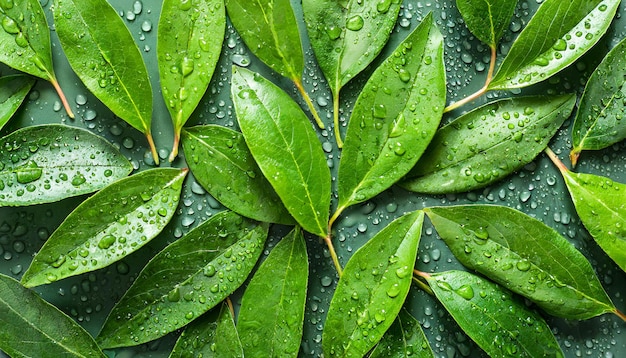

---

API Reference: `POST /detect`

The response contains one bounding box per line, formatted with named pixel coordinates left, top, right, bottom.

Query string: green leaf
left=182, top=125, right=294, bottom=225
left=0, top=74, right=35, bottom=131
left=302, top=0, right=402, bottom=95
left=369, top=308, right=435, bottom=358
left=97, top=211, right=268, bottom=349
left=231, top=66, right=330, bottom=237
left=238, top=227, right=308, bottom=357
left=0, top=273, right=106, bottom=358
left=337, top=13, right=445, bottom=212
left=402, top=95, right=576, bottom=194
left=21, top=168, right=187, bottom=287
left=170, top=302, right=243, bottom=358
left=455, top=0, right=517, bottom=48
left=425, top=205, right=615, bottom=319
left=489, top=0, right=620, bottom=90
left=571, top=37, right=626, bottom=166
left=53, top=0, right=157, bottom=162
left=0, top=124, right=133, bottom=207
left=426, top=270, right=564, bottom=357
left=322, top=210, right=424, bottom=357
left=158, top=0, right=225, bottom=161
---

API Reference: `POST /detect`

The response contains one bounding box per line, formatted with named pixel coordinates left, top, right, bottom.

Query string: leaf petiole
left=544, top=147, right=568, bottom=172
left=333, top=91, right=344, bottom=148
left=294, top=78, right=325, bottom=129
left=146, top=132, right=160, bottom=165
left=323, top=233, right=343, bottom=277
left=412, top=271, right=434, bottom=296
left=615, top=309, right=626, bottom=322
left=50, top=78, right=75, bottom=119
left=443, top=46, right=496, bottom=113
left=169, top=131, right=180, bottom=163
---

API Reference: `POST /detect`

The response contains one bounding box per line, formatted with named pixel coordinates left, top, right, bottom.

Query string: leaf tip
left=569, top=149, right=580, bottom=168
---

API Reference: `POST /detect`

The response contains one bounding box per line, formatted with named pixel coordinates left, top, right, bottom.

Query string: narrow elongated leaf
left=322, top=211, right=424, bottom=357
left=370, top=308, right=435, bottom=358
left=338, top=14, right=445, bottom=212
left=425, top=205, right=615, bottom=319
left=0, top=124, right=133, bottom=207
left=489, top=0, right=620, bottom=90
left=455, top=0, right=517, bottom=48
left=0, top=274, right=106, bottom=357
left=571, top=37, right=626, bottom=166
left=21, top=168, right=187, bottom=287
left=0, top=74, right=35, bottom=131
left=238, top=227, right=308, bottom=357
left=182, top=125, right=294, bottom=225
left=170, top=303, right=243, bottom=358
left=426, top=270, right=564, bottom=357
left=158, top=0, right=225, bottom=161
left=97, top=211, right=269, bottom=349
left=53, top=0, right=157, bottom=162
left=231, top=66, right=330, bottom=237
left=402, top=95, right=576, bottom=194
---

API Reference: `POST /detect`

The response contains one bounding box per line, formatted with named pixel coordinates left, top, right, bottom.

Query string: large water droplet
left=16, top=160, right=43, bottom=184
left=346, top=15, right=364, bottom=31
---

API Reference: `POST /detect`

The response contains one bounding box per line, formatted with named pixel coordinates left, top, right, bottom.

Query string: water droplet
left=167, top=287, right=181, bottom=302
left=516, top=260, right=531, bottom=272
left=141, top=20, right=152, bottom=32
left=346, top=15, right=364, bottom=31
left=326, top=25, right=341, bottom=40
left=1, top=17, right=18, bottom=34
left=372, top=104, right=387, bottom=119
left=395, top=265, right=410, bottom=278
left=386, top=283, right=401, bottom=298
left=553, top=39, right=567, bottom=51
left=376, top=0, right=392, bottom=13
left=179, top=0, right=192, bottom=10
left=98, top=234, right=116, bottom=249
left=16, top=161, right=43, bottom=184
left=71, top=173, right=86, bottom=186
left=456, top=284, right=474, bottom=300
left=181, top=57, right=194, bottom=77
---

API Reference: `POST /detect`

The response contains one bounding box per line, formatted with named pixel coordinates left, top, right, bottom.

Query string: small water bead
left=231, top=54, right=250, bottom=67
left=141, top=20, right=152, bottom=32
left=320, top=276, right=333, bottom=287
left=75, top=94, right=88, bottom=105
left=133, top=0, right=143, bottom=14
left=126, top=11, right=136, bottom=21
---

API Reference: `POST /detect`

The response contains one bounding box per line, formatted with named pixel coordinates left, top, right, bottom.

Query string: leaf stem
left=226, top=297, right=235, bottom=317
left=332, top=92, right=344, bottom=148
left=294, top=78, right=325, bottom=130
left=328, top=205, right=346, bottom=231
left=412, top=273, right=433, bottom=296
left=544, top=147, right=568, bottom=173
left=614, top=308, right=626, bottom=323
left=50, top=78, right=75, bottom=119
left=570, top=148, right=581, bottom=168
left=323, top=233, right=343, bottom=277
left=146, top=132, right=160, bottom=166
left=169, top=131, right=180, bottom=163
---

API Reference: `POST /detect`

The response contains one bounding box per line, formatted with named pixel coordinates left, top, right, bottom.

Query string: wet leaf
left=489, top=0, right=620, bottom=90
left=158, top=0, right=225, bottom=161
left=97, top=211, right=268, bottom=349
left=53, top=0, right=158, bottom=162
left=170, top=302, right=243, bottom=358
left=369, top=308, right=435, bottom=358
left=322, top=210, right=424, bottom=357
left=425, top=205, right=615, bottom=319
left=337, top=13, right=445, bottom=212
left=0, top=74, right=35, bottom=131
left=231, top=66, right=330, bottom=237
left=182, top=125, right=294, bottom=225
left=21, top=168, right=187, bottom=287
left=0, top=124, right=133, bottom=207
left=0, top=273, right=106, bottom=358
left=571, top=37, right=626, bottom=166
left=455, top=0, right=517, bottom=48
left=426, top=270, right=564, bottom=357
left=402, top=95, right=576, bottom=194
left=238, top=227, right=308, bottom=357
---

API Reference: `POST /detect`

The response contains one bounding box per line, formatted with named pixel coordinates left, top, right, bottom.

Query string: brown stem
left=544, top=147, right=568, bottom=173
left=294, top=78, right=325, bottom=130
left=333, top=91, right=344, bottom=148
left=226, top=297, right=235, bottom=317
left=169, top=130, right=180, bottom=163
left=412, top=275, right=434, bottom=296
left=50, top=78, right=75, bottom=119
left=614, top=308, right=626, bottom=322
left=570, top=149, right=581, bottom=168
left=146, top=132, right=160, bottom=166
left=323, top=233, right=343, bottom=277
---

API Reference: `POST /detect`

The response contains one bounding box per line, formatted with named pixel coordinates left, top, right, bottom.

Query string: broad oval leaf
left=238, top=227, right=308, bottom=357
left=322, top=210, right=424, bottom=357
left=0, top=124, right=133, bottom=207
left=370, top=308, right=435, bottom=358
left=571, top=37, right=626, bottom=166
left=426, top=270, right=564, bottom=357
left=97, top=211, right=268, bottom=349
left=182, top=125, right=294, bottom=225
left=170, top=302, right=243, bottom=358
left=338, top=13, right=445, bottom=212
left=424, top=205, right=615, bottom=319
left=489, top=0, right=620, bottom=90
left=231, top=66, right=330, bottom=237
left=158, top=0, right=225, bottom=161
left=402, top=95, right=576, bottom=194
left=302, top=0, right=402, bottom=95
left=0, top=74, right=35, bottom=131
left=455, top=0, right=517, bottom=48
left=0, top=273, right=106, bottom=358
left=21, top=168, right=187, bottom=287
left=53, top=0, right=156, bottom=161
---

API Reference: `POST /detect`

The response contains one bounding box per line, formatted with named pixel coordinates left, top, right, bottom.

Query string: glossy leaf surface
left=231, top=66, right=330, bottom=237
left=323, top=211, right=424, bottom=357
left=97, top=211, right=268, bottom=348
left=238, top=228, right=308, bottom=357
left=427, top=270, right=564, bottom=357
left=455, top=0, right=517, bottom=47
left=571, top=37, right=626, bottom=165
left=21, top=168, right=186, bottom=287
left=182, top=125, right=294, bottom=225
left=303, top=0, right=402, bottom=94
left=425, top=205, right=615, bottom=319
left=489, top=0, right=620, bottom=90
left=370, top=308, right=434, bottom=358
left=337, top=13, right=445, bottom=211
left=170, top=303, right=243, bottom=358
left=402, top=95, right=576, bottom=194
left=0, top=74, right=35, bottom=131
left=0, top=273, right=106, bottom=358
left=0, top=124, right=133, bottom=207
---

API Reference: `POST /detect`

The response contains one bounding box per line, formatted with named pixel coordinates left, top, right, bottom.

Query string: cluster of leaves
left=0, top=0, right=625, bottom=357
